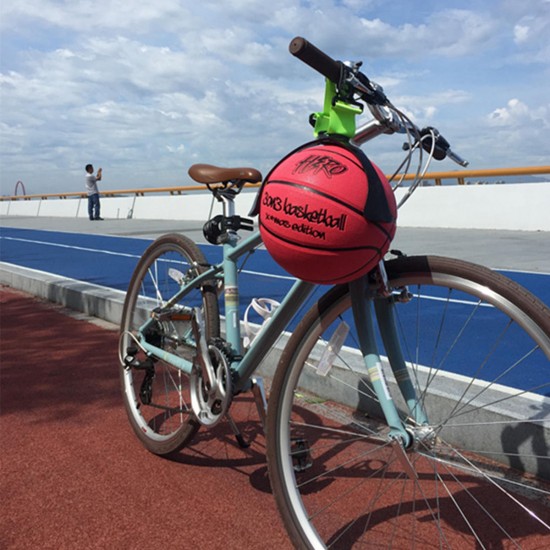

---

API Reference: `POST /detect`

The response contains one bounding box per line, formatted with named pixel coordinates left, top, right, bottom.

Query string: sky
left=1, top=0, right=549, bottom=196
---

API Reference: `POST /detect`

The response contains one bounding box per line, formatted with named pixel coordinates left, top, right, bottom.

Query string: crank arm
left=191, top=307, right=217, bottom=389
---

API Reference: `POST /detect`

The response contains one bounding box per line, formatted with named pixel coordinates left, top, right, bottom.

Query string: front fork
left=349, top=272, right=428, bottom=449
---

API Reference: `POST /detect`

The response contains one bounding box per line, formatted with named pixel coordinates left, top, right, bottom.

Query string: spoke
left=324, top=453, right=414, bottom=547
left=388, top=479, right=408, bottom=549
left=296, top=439, right=394, bottom=491
left=404, top=451, right=454, bottom=548
left=424, top=449, right=525, bottom=547
left=420, top=296, right=483, bottom=408
left=289, top=420, right=383, bottom=442
left=303, top=359, right=381, bottom=405
left=306, top=340, right=381, bottom=403
left=442, top=345, right=543, bottom=424
left=308, top=443, right=396, bottom=521
left=435, top=379, right=550, bottom=429
left=162, top=365, right=190, bottom=427
left=415, top=285, right=422, bottom=371
left=428, top=287, right=452, bottom=381
left=436, top=319, right=512, bottom=425
left=432, top=437, right=550, bottom=531
left=148, top=258, right=165, bottom=305
left=421, top=446, right=550, bottom=498
left=408, top=287, right=477, bottom=412
left=436, top=417, right=549, bottom=428
left=147, top=402, right=189, bottom=414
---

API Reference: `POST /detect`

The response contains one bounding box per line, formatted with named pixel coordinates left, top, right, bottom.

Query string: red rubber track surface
left=0, top=287, right=291, bottom=550
left=2, top=287, right=548, bottom=549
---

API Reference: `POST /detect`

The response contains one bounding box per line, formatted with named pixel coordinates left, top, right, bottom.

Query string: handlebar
left=289, top=37, right=343, bottom=86
left=289, top=36, right=468, bottom=167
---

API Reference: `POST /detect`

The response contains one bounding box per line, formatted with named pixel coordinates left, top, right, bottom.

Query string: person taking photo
left=85, top=164, right=103, bottom=221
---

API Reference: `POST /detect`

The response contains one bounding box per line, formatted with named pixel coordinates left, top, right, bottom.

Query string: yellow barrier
left=2, top=165, right=549, bottom=201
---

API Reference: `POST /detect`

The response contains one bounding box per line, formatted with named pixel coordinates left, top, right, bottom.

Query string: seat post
left=218, top=189, right=236, bottom=218
left=216, top=189, right=239, bottom=243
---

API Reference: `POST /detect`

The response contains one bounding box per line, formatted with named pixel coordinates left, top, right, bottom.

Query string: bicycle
left=118, top=37, right=550, bottom=549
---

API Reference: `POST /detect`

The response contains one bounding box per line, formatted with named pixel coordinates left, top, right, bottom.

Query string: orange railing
left=399, top=165, right=550, bottom=186
left=2, top=165, right=549, bottom=201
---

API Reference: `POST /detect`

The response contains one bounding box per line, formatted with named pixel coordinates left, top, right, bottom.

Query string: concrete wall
left=2, top=183, right=549, bottom=231
left=393, top=182, right=550, bottom=231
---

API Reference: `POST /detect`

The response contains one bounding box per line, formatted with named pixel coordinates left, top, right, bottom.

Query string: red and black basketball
left=258, top=140, right=397, bottom=284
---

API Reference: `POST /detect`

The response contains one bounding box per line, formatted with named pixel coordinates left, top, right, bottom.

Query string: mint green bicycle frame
left=135, top=79, right=431, bottom=446
left=136, top=224, right=428, bottom=445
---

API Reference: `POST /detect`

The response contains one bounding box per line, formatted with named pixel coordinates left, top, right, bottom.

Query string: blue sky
left=1, top=0, right=549, bottom=195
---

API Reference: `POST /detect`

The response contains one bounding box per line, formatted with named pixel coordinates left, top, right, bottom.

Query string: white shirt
left=85, top=173, right=99, bottom=196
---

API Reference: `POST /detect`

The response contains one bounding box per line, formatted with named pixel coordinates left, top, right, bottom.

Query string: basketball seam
left=371, top=220, right=395, bottom=241
left=265, top=179, right=365, bottom=218
left=260, top=220, right=386, bottom=253
left=319, top=246, right=388, bottom=283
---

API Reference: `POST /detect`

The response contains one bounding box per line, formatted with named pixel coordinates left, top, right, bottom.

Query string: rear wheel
left=267, top=255, right=550, bottom=549
left=119, top=233, right=219, bottom=455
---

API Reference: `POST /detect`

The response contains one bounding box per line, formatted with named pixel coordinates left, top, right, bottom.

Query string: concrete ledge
left=0, top=262, right=126, bottom=326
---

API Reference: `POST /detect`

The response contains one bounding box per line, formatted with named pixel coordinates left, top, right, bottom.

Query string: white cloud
left=0, top=0, right=191, bottom=33
left=479, top=98, right=550, bottom=167
left=1, top=1, right=549, bottom=195
left=488, top=98, right=549, bottom=128
left=502, top=0, right=550, bottom=63
left=513, top=25, right=530, bottom=44
left=489, top=99, right=529, bottom=126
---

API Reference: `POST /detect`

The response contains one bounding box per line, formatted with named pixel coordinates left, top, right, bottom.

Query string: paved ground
left=0, top=286, right=292, bottom=550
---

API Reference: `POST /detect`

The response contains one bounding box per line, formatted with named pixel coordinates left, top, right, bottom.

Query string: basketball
left=258, top=140, right=397, bottom=284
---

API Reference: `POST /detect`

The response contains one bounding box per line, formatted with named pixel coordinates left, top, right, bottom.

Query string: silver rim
left=120, top=241, right=205, bottom=445
left=275, top=269, right=550, bottom=548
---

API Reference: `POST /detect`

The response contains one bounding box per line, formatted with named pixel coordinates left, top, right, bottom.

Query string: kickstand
left=225, top=377, right=268, bottom=449
left=251, top=376, right=268, bottom=430
left=226, top=412, right=250, bottom=449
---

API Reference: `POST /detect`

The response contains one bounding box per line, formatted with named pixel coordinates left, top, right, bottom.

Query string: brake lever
left=422, top=127, right=469, bottom=166
left=403, top=126, right=469, bottom=167
left=353, top=73, right=388, bottom=105
left=447, top=148, right=469, bottom=167
left=340, top=62, right=388, bottom=106
left=419, top=127, right=448, bottom=161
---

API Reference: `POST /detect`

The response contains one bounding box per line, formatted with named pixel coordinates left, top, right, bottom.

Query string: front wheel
left=119, top=233, right=220, bottom=455
left=267, top=255, right=550, bottom=549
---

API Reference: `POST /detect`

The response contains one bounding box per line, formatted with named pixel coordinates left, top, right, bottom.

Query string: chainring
left=189, top=343, right=232, bottom=426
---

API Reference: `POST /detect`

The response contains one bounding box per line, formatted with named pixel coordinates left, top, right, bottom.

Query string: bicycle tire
left=267, top=255, right=550, bottom=549
left=119, top=233, right=220, bottom=455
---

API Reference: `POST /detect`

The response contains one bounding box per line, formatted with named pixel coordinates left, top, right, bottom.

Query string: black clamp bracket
left=203, top=215, right=254, bottom=245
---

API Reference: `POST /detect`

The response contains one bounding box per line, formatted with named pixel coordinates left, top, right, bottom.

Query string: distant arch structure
left=14, top=181, right=26, bottom=195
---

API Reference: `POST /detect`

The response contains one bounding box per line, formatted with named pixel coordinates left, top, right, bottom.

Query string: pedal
left=123, top=345, right=139, bottom=367
left=291, top=438, right=313, bottom=472
left=139, top=367, right=155, bottom=405
left=123, top=346, right=155, bottom=371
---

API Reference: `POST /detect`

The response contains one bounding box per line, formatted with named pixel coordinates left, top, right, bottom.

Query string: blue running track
left=1, top=227, right=548, bottom=305
left=1, top=226, right=549, bottom=396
